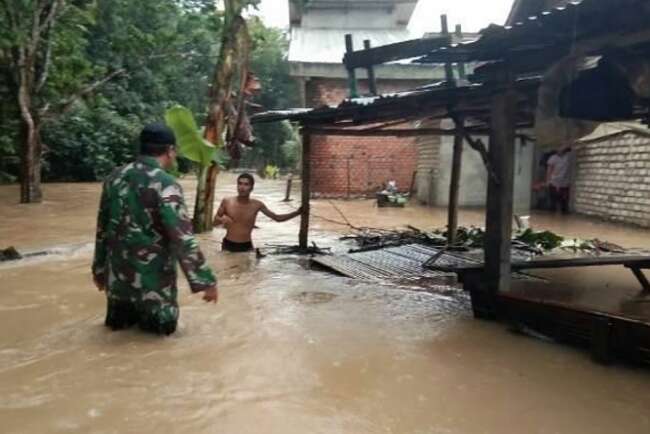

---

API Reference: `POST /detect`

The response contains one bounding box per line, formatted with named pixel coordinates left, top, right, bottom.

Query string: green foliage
left=164, top=106, right=218, bottom=167
left=263, top=164, right=279, bottom=179
left=0, top=103, right=19, bottom=183
left=0, top=0, right=297, bottom=183
left=515, top=229, right=565, bottom=251
left=280, top=122, right=302, bottom=170
left=42, top=104, right=140, bottom=181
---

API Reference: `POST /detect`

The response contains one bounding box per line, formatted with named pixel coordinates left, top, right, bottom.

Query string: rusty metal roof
left=250, top=77, right=540, bottom=126
left=414, top=0, right=650, bottom=65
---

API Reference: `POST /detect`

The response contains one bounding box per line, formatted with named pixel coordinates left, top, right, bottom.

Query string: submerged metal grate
left=311, top=243, right=536, bottom=283
left=311, top=243, right=475, bottom=281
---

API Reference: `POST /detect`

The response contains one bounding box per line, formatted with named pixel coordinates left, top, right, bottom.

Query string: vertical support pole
left=447, top=117, right=464, bottom=246
left=363, top=39, right=377, bottom=96
left=440, top=15, right=455, bottom=85
left=485, top=68, right=517, bottom=299
left=455, top=25, right=467, bottom=80
left=283, top=174, right=293, bottom=202
left=345, top=34, right=358, bottom=98
left=299, top=129, right=312, bottom=249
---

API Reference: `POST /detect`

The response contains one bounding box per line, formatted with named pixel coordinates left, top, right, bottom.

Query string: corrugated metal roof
left=506, top=0, right=572, bottom=26
left=289, top=27, right=421, bottom=64
left=250, top=78, right=540, bottom=125
left=415, top=0, right=650, bottom=67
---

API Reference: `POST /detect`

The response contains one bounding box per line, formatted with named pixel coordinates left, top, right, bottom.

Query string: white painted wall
left=433, top=121, right=534, bottom=214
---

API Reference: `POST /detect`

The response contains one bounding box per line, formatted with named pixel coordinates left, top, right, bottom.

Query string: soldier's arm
left=259, top=201, right=302, bottom=222
left=92, top=182, right=109, bottom=290
left=159, top=182, right=217, bottom=294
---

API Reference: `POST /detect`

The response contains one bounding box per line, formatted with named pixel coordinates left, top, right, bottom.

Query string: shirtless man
left=213, top=173, right=302, bottom=252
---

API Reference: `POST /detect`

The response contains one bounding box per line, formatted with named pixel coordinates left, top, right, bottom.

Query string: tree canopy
left=0, top=0, right=297, bottom=191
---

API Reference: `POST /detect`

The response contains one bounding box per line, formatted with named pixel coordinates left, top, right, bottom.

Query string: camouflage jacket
left=92, top=157, right=216, bottom=303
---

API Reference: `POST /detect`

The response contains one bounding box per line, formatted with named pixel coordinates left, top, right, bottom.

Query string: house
left=288, top=0, right=442, bottom=197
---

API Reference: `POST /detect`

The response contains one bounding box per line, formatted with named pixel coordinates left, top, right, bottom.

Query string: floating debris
left=341, top=226, right=630, bottom=257
left=0, top=247, right=22, bottom=262
left=264, top=242, right=331, bottom=256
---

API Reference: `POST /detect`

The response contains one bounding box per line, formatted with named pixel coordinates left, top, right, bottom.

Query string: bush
left=42, top=104, right=142, bottom=181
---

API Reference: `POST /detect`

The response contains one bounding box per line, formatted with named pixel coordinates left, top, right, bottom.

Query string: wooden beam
left=363, top=39, right=378, bottom=95
left=303, top=126, right=534, bottom=139
left=440, top=14, right=455, bottom=86
left=344, top=34, right=358, bottom=98
left=343, top=36, right=451, bottom=69
left=455, top=25, right=467, bottom=80
left=299, top=130, right=311, bottom=249
left=484, top=68, right=517, bottom=298
left=447, top=116, right=464, bottom=246
left=306, top=127, right=458, bottom=137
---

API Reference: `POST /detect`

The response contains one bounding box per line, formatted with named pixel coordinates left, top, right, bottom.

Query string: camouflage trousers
left=105, top=298, right=179, bottom=335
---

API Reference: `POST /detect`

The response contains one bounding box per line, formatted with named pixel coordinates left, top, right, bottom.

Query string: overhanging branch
left=40, top=68, right=127, bottom=119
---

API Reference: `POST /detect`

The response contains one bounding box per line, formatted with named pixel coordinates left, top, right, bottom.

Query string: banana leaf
left=165, top=105, right=219, bottom=167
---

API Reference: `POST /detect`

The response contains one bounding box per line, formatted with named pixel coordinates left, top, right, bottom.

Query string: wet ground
left=1, top=174, right=650, bottom=434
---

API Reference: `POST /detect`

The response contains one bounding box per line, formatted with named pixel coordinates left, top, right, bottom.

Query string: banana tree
left=191, top=0, right=258, bottom=233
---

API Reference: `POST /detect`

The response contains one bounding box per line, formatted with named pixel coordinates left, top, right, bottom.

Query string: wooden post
left=283, top=174, right=293, bottom=202
left=299, top=129, right=312, bottom=249
left=455, top=25, right=467, bottom=80
left=440, top=15, right=455, bottom=86
left=344, top=34, right=358, bottom=98
left=447, top=117, right=464, bottom=245
left=484, top=68, right=517, bottom=301
left=363, top=39, right=377, bottom=95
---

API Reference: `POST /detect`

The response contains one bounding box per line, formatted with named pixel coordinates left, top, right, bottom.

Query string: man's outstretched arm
left=260, top=203, right=302, bottom=222
left=160, top=182, right=218, bottom=303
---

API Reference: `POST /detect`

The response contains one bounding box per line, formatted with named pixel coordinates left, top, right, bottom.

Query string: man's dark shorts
left=222, top=237, right=254, bottom=252
left=105, top=299, right=177, bottom=335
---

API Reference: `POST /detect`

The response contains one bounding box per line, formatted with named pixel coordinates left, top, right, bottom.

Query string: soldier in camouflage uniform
left=92, top=123, right=218, bottom=335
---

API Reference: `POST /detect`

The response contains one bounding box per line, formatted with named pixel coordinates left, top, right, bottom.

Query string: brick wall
left=305, top=78, right=426, bottom=197
left=310, top=134, right=417, bottom=197
left=574, top=131, right=650, bottom=227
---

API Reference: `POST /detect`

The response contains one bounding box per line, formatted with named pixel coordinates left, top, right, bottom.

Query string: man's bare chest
left=225, top=201, right=259, bottom=225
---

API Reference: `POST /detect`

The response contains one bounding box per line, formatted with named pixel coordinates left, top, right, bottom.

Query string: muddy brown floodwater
left=1, top=174, right=650, bottom=434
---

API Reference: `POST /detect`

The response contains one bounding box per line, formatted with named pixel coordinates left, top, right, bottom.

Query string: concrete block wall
left=574, top=132, right=650, bottom=227
left=415, top=119, right=442, bottom=205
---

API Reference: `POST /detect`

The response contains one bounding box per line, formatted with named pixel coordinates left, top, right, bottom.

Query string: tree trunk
left=192, top=7, right=247, bottom=232
left=192, top=166, right=209, bottom=232
left=17, top=76, right=43, bottom=203
left=20, top=120, right=43, bottom=203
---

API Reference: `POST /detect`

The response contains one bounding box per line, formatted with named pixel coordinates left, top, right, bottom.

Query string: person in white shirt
left=546, top=145, right=573, bottom=214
